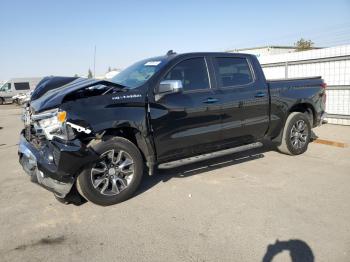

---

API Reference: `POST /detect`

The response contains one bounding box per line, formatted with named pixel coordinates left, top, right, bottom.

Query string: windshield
left=111, top=57, right=168, bottom=89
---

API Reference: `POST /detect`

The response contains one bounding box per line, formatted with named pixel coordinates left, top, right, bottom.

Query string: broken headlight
left=33, top=109, right=69, bottom=140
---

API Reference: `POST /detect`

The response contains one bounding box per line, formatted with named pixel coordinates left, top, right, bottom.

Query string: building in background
left=229, top=46, right=321, bottom=57
left=229, top=44, right=350, bottom=125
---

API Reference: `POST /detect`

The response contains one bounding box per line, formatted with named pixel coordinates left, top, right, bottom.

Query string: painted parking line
left=313, top=139, right=348, bottom=148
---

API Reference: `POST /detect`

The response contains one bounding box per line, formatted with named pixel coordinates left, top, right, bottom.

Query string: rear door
left=150, top=56, right=222, bottom=162
left=212, top=55, right=269, bottom=146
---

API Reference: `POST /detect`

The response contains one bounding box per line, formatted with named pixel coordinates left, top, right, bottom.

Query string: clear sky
left=0, top=0, right=349, bottom=80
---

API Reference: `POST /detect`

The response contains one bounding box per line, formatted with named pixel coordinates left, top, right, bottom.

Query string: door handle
left=203, top=98, right=219, bottom=104
left=255, top=92, right=266, bottom=98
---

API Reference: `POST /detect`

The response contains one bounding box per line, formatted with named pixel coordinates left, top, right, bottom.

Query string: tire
left=77, top=137, right=144, bottom=206
left=277, top=112, right=311, bottom=155
left=0, top=98, right=4, bottom=105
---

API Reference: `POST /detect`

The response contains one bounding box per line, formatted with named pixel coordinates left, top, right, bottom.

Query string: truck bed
left=267, top=76, right=323, bottom=89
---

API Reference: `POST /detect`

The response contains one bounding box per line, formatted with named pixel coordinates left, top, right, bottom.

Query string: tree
left=294, top=38, right=314, bottom=52
left=87, top=69, right=93, bottom=78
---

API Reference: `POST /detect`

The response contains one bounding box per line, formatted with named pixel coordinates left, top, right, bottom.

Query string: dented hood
left=30, top=77, right=121, bottom=113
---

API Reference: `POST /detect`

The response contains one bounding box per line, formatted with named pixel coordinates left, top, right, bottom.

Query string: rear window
left=214, top=57, right=253, bottom=87
left=14, top=82, right=30, bottom=90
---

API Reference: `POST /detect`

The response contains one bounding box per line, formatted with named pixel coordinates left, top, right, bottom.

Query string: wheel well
left=103, top=127, right=138, bottom=146
left=101, top=127, right=150, bottom=168
left=289, top=103, right=315, bottom=127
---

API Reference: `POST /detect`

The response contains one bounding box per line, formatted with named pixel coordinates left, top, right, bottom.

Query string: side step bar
left=158, top=142, right=263, bottom=169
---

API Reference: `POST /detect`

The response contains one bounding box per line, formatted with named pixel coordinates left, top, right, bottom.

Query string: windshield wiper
left=102, top=82, right=128, bottom=95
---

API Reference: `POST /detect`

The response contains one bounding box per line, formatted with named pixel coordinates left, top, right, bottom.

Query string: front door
left=150, top=57, right=222, bottom=163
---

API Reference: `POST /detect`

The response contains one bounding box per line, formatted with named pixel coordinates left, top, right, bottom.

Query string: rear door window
left=214, top=57, right=253, bottom=88
left=14, top=82, right=30, bottom=90
left=164, top=57, right=210, bottom=91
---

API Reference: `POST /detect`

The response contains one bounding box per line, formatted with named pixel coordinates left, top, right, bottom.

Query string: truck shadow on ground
left=136, top=140, right=276, bottom=196
left=262, top=239, right=314, bottom=262
left=71, top=136, right=319, bottom=205
left=138, top=131, right=319, bottom=196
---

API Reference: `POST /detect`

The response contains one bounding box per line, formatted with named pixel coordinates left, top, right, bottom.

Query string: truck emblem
left=112, top=94, right=142, bottom=100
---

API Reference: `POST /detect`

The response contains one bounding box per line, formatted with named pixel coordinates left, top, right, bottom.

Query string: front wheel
left=77, top=137, right=144, bottom=206
left=277, top=112, right=311, bottom=155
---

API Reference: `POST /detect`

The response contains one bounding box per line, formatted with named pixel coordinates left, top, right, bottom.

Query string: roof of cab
left=166, top=51, right=255, bottom=59
left=145, top=52, right=256, bottom=65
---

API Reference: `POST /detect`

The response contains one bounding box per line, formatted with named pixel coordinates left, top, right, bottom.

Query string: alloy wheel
left=90, top=149, right=134, bottom=196
left=290, top=120, right=309, bottom=149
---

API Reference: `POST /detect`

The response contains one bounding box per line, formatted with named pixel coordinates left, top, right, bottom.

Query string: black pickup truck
left=18, top=52, right=326, bottom=206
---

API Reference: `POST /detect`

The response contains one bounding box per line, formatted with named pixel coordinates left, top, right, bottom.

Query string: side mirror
left=156, top=80, right=183, bottom=101
left=158, top=80, right=183, bottom=94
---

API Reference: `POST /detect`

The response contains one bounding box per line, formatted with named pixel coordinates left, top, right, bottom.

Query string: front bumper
left=18, top=132, right=98, bottom=197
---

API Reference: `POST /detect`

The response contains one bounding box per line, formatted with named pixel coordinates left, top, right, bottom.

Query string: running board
left=158, top=142, right=263, bottom=169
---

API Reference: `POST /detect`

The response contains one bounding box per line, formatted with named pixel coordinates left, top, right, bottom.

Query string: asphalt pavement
left=0, top=105, right=349, bottom=262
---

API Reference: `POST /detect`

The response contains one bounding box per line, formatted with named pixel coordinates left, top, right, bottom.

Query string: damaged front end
left=18, top=76, right=148, bottom=198
left=18, top=104, right=98, bottom=198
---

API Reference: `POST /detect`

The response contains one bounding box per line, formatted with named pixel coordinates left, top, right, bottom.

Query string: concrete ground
left=0, top=105, right=349, bottom=262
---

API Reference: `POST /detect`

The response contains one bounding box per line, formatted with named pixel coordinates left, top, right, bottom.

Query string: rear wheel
left=77, top=137, right=143, bottom=206
left=277, top=112, right=311, bottom=155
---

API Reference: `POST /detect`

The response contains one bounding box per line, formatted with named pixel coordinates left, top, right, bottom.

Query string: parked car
left=18, top=52, right=326, bottom=206
left=0, top=77, right=42, bottom=104
left=12, top=90, right=33, bottom=105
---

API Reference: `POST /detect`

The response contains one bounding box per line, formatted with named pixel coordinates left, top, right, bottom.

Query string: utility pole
left=93, top=45, right=96, bottom=78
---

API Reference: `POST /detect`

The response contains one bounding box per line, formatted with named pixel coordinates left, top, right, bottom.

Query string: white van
left=0, top=77, right=43, bottom=104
